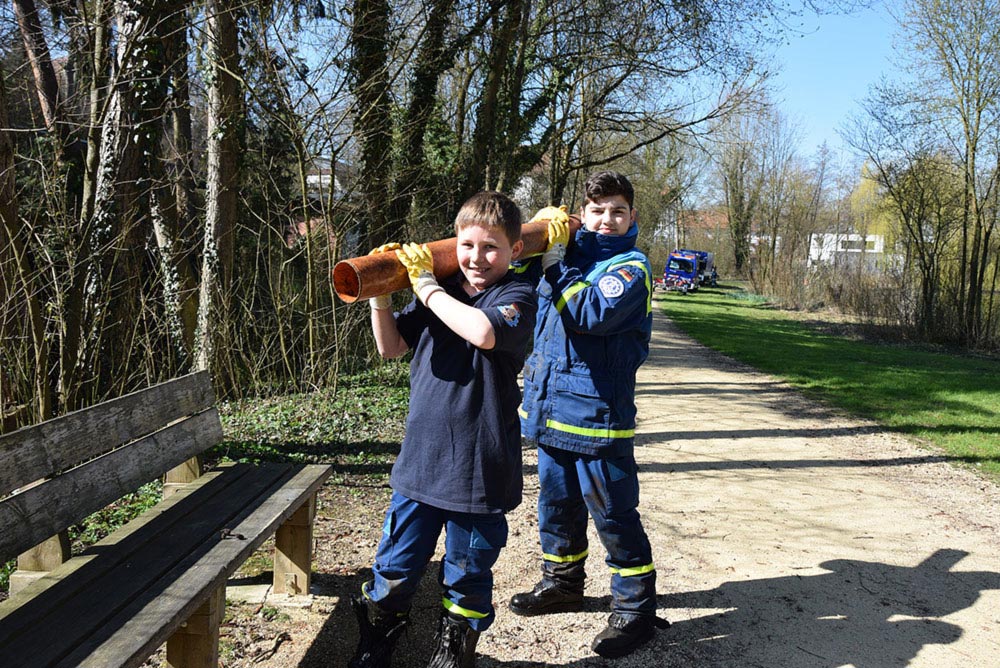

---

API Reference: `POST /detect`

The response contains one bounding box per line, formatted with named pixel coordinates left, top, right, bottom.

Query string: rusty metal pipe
left=332, top=215, right=581, bottom=303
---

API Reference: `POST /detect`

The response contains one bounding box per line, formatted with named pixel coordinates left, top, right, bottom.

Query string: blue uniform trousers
left=363, top=492, right=508, bottom=632
left=537, top=444, right=657, bottom=619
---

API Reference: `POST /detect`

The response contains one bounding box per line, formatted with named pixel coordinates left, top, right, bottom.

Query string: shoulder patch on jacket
left=597, top=274, right=625, bottom=298
left=497, top=303, right=522, bottom=326
left=615, top=267, right=635, bottom=282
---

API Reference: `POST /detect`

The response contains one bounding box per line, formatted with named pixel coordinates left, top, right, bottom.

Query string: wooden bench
left=0, top=371, right=332, bottom=667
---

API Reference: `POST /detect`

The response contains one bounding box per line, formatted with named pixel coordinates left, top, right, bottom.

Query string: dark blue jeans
left=363, top=492, right=508, bottom=631
left=537, top=444, right=657, bottom=618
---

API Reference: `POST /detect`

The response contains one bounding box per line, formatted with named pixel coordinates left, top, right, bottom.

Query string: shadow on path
left=521, top=454, right=975, bottom=480
left=635, top=425, right=886, bottom=442
left=644, top=548, right=1000, bottom=668
left=292, top=549, right=999, bottom=668
left=296, top=562, right=457, bottom=668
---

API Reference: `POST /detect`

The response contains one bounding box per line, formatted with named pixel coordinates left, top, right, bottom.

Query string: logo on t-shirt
left=497, top=303, right=521, bottom=326
left=598, top=275, right=625, bottom=298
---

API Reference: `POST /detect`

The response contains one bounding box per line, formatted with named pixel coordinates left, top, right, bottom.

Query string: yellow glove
left=541, top=207, right=570, bottom=270
left=368, top=243, right=401, bottom=309
left=529, top=204, right=569, bottom=226
left=370, top=242, right=401, bottom=255
left=546, top=217, right=570, bottom=251
left=395, top=242, right=442, bottom=304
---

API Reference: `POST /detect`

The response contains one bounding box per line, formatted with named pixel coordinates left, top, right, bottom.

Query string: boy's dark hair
left=455, top=191, right=523, bottom=243
left=583, top=171, right=635, bottom=209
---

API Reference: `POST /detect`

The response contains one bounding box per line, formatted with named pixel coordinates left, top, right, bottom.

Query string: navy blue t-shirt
left=390, top=271, right=537, bottom=514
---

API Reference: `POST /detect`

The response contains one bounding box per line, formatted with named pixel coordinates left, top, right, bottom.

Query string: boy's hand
left=529, top=204, right=569, bottom=225
left=546, top=216, right=570, bottom=249
left=541, top=207, right=570, bottom=270
left=396, top=242, right=442, bottom=304
left=368, top=243, right=401, bottom=309
left=369, top=242, right=401, bottom=255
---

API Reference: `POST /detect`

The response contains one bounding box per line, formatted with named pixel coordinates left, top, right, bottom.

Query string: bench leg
left=163, top=455, right=204, bottom=499
left=166, top=585, right=226, bottom=668
left=9, top=532, right=71, bottom=595
left=273, top=493, right=316, bottom=596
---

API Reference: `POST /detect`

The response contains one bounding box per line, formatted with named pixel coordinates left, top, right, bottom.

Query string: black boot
left=509, top=580, right=584, bottom=616
left=591, top=612, right=670, bottom=658
left=426, top=610, right=480, bottom=668
left=349, top=595, right=409, bottom=668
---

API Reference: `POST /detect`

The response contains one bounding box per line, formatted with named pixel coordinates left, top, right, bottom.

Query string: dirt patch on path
left=214, top=298, right=1000, bottom=667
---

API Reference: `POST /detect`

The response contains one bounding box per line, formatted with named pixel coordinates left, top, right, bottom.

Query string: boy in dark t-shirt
left=350, top=192, right=537, bottom=668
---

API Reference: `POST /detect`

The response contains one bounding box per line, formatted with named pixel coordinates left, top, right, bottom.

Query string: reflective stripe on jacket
left=519, top=223, right=652, bottom=456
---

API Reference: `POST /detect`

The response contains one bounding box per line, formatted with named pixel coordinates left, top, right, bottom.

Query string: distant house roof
left=680, top=208, right=729, bottom=232
left=285, top=216, right=337, bottom=249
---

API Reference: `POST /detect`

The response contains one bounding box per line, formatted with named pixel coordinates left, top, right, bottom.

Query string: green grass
left=67, top=482, right=163, bottom=547
left=660, top=285, right=1000, bottom=480
left=215, top=362, right=410, bottom=475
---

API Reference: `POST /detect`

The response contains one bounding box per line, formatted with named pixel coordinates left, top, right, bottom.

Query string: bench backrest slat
left=0, top=408, right=223, bottom=561
left=0, top=371, right=214, bottom=499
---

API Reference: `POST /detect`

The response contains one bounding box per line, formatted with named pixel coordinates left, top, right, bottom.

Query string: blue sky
left=771, top=3, right=899, bottom=155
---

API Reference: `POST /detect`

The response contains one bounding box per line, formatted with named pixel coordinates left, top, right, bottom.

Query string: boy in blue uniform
left=351, top=191, right=538, bottom=668
left=510, top=172, right=668, bottom=658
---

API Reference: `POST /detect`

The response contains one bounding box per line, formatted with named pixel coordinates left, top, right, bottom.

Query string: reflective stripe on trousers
left=536, top=443, right=657, bottom=617
left=364, top=492, right=508, bottom=632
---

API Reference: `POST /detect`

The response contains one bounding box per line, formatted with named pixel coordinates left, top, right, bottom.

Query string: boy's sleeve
left=393, top=296, right=428, bottom=349
left=543, top=260, right=650, bottom=335
left=481, top=281, right=538, bottom=354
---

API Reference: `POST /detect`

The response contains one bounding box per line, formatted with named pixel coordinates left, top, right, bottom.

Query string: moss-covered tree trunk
left=349, top=0, right=392, bottom=249
left=195, top=0, right=242, bottom=382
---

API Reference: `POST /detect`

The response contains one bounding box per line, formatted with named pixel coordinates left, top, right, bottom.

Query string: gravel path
left=223, top=298, right=1000, bottom=668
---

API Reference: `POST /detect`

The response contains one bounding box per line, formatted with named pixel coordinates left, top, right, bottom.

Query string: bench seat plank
left=0, top=469, right=230, bottom=614
left=0, top=371, right=214, bottom=498
left=0, top=408, right=223, bottom=560
left=0, top=463, right=268, bottom=658
left=74, top=464, right=331, bottom=668
left=0, top=462, right=331, bottom=668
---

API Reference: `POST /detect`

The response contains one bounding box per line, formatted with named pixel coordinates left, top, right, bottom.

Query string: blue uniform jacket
left=519, top=223, right=652, bottom=456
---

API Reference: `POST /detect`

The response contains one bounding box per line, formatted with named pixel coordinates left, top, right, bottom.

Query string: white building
left=808, top=233, right=888, bottom=270
left=306, top=159, right=351, bottom=200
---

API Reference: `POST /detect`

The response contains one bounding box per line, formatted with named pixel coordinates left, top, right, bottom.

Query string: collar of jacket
left=572, top=222, right=639, bottom=263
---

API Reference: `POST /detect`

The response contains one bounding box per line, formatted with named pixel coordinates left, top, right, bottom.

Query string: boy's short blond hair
left=454, top=191, right=522, bottom=244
